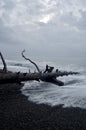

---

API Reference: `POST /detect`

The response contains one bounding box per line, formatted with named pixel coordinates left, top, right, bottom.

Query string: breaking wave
left=21, top=62, right=86, bottom=109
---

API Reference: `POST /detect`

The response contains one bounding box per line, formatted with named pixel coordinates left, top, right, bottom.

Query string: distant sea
left=0, top=58, right=86, bottom=109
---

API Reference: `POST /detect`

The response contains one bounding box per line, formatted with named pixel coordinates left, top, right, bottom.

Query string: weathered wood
left=0, top=52, right=7, bottom=73
left=0, top=71, right=79, bottom=85
left=22, top=50, right=41, bottom=73
left=41, top=71, right=79, bottom=86
left=0, top=51, right=79, bottom=86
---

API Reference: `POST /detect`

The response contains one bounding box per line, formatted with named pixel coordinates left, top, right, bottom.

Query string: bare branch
left=0, top=52, right=7, bottom=73
left=21, top=50, right=41, bottom=73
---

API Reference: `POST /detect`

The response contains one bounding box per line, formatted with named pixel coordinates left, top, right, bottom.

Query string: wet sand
left=0, top=83, right=86, bottom=130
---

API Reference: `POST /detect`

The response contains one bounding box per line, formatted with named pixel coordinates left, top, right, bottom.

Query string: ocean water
left=0, top=59, right=86, bottom=109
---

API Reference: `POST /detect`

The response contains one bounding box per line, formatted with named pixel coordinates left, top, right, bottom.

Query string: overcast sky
left=0, top=0, right=86, bottom=61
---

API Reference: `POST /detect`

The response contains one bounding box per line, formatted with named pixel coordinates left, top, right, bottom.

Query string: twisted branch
left=21, top=50, right=41, bottom=73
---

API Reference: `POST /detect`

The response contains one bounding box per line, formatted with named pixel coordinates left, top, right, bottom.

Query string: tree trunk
left=0, top=71, right=79, bottom=86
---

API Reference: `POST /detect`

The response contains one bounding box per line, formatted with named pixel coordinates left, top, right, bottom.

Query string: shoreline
left=0, top=83, right=86, bottom=130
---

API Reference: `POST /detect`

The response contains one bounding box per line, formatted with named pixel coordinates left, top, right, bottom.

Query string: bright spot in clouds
left=39, top=14, right=54, bottom=23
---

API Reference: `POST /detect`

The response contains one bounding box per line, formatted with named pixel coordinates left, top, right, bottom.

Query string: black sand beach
left=0, top=83, right=86, bottom=130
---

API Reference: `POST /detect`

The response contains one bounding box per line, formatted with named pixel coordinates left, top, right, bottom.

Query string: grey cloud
left=3, top=0, right=15, bottom=10
left=60, top=10, right=86, bottom=31
left=0, top=0, right=49, bottom=25
left=76, top=11, right=86, bottom=30
left=0, top=0, right=86, bottom=60
left=60, top=12, right=77, bottom=26
left=0, top=24, right=17, bottom=44
left=79, top=0, right=86, bottom=6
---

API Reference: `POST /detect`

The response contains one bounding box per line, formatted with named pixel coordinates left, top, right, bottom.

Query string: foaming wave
left=21, top=70, right=86, bottom=109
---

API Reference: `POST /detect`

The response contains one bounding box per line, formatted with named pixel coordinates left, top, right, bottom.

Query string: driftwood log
left=0, top=51, right=79, bottom=86
left=0, top=71, right=79, bottom=86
